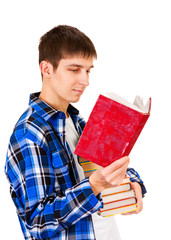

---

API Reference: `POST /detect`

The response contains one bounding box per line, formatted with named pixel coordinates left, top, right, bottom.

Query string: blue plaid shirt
left=5, top=92, right=146, bottom=240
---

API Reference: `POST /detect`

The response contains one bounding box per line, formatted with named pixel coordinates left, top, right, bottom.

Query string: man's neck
left=39, top=90, right=69, bottom=118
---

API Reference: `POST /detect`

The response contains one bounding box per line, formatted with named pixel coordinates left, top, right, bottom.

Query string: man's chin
left=70, top=95, right=82, bottom=103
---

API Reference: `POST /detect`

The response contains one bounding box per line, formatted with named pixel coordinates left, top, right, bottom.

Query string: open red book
left=75, top=93, right=151, bottom=167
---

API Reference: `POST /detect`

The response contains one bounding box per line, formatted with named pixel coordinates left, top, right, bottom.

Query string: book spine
left=99, top=203, right=137, bottom=213
left=102, top=189, right=135, bottom=203
left=101, top=184, right=131, bottom=196
left=100, top=204, right=138, bottom=217
left=103, top=196, right=137, bottom=206
left=100, top=197, right=137, bottom=211
left=123, top=114, right=150, bottom=156
left=79, top=159, right=99, bottom=175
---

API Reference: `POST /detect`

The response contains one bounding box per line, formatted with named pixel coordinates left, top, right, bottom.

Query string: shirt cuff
left=127, top=168, right=147, bottom=197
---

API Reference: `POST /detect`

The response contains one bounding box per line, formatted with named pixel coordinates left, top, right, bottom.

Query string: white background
left=0, top=0, right=171, bottom=239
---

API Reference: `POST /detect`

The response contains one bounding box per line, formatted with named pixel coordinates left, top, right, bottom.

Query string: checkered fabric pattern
left=5, top=92, right=146, bottom=240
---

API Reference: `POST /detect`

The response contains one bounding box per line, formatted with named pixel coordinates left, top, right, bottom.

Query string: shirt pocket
left=52, top=149, right=73, bottom=192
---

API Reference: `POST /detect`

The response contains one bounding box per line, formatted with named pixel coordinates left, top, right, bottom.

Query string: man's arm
left=5, top=138, right=102, bottom=239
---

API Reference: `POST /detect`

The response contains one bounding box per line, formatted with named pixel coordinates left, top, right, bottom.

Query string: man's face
left=48, top=56, right=94, bottom=105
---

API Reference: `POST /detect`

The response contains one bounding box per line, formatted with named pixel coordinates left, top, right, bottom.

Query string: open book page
left=133, top=96, right=151, bottom=113
left=104, top=92, right=151, bottom=113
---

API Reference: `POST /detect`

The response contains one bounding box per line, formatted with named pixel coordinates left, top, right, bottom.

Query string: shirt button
left=58, top=112, right=64, bottom=118
left=60, top=133, right=63, bottom=137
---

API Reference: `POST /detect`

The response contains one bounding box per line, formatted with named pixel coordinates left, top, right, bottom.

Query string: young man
left=5, top=25, right=146, bottom=240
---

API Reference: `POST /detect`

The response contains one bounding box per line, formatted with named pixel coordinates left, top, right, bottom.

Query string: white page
left=104, top=92, right=150, bottom=113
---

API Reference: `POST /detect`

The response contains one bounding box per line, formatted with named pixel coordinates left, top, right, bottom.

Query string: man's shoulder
left=10, top=107, right=50, bottom=146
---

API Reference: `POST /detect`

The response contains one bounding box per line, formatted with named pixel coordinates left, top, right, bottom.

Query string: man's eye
left=70, top=68, right=79, bottom=72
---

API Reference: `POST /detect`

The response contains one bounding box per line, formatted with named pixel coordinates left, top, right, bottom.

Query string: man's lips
left=73, top=89, right=84, bottom=94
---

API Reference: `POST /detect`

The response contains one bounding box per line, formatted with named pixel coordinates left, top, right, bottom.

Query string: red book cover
left=75, top=94, right=151, bottom=167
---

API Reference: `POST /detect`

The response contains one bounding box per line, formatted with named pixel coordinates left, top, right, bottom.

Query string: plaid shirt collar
left=29, top=92, right=79, bottom=121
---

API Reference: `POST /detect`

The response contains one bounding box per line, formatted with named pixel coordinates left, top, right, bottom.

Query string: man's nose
left=79, top=72, right=89, bottom=86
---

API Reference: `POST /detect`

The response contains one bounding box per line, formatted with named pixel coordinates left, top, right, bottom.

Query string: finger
left=102, top=156, right=130, bottom=175
left=122, top=210, right=138, bottom=215
left=130, top=182, right=143, bottom=213
left=102, top=161, right=129, bottom=187
left=109, top=157, right=130, bottom=178
left=137, top=200, right=143, bottom=213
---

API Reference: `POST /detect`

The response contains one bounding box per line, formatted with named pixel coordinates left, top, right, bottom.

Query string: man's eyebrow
left=65, top=64, right=94, bottom=68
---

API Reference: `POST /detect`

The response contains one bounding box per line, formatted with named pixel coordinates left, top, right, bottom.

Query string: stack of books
left=79, top=157, right=100, bottom=178
left=99, top=177, right=137, bottom=217
left=79, top=158, right=138, bottom=217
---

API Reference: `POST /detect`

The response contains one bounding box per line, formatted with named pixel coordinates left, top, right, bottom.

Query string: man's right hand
left=89, top=156, right=130, bottom=196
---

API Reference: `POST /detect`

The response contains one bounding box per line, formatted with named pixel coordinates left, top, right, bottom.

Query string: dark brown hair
left=39, top=25, right=97, bottom=70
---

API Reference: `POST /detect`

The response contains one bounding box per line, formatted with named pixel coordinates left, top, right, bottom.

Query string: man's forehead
left=60, top=57, right=94, bottom=68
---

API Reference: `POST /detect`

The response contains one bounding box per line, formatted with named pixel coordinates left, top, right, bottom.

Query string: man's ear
left=40, top=61, right=53, bottom=79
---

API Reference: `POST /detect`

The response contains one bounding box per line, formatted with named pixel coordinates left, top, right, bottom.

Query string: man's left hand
left=122, top=181, right=143, bottom=215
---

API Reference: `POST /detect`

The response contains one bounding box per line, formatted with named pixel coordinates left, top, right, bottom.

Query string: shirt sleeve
left=126, top=168, right=147, bottom=197
left=5, top=138, right=102, bottom=239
